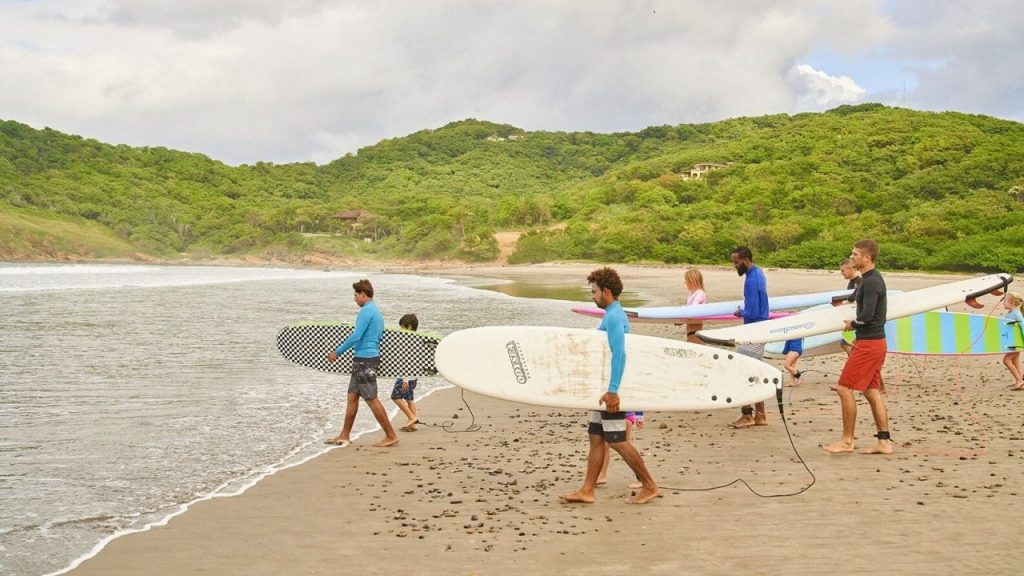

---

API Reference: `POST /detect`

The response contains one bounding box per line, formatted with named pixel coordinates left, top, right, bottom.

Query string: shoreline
left=47, top=263, right=1024, bottom=575
left=49, top=384, right=457, bottom=576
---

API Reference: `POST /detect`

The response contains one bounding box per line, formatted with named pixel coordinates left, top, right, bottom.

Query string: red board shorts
left=838, top=338, right=886, bottom=392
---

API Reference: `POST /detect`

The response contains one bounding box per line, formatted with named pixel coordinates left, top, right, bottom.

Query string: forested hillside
left=2, top=104, right=1022, bottom=271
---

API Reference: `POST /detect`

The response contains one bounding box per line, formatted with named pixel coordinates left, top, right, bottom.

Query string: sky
left=1, top=0, right=1021, bottom=166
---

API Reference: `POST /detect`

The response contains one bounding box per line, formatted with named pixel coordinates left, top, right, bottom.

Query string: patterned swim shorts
left=348, top=357, right=380, bottom=400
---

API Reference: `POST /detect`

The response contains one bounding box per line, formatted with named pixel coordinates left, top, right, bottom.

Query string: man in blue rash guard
left=325, top=279, right=399, bottom=448
left=560, top=267, right=659, bottom=505
left=728, top=246, right=771, bottom=429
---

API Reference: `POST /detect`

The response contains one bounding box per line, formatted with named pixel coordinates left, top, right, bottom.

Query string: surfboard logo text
left=769, top=321, right=815, bottom=335
left=663, top=347, right=697, bottom=359
left=506, top=340, right=530, bottom=384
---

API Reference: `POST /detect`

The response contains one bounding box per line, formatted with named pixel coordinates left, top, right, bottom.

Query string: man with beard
left=560, top=267, right=659, bottom=505
left=728, top=246, right=770, bottom=429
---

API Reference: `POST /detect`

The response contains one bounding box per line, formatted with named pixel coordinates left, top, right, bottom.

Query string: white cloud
left=788, top=64, right=866, bottom=109
left=0, top=0, right=1020, bottom=165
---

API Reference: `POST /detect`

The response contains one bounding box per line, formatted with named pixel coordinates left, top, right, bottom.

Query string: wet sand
left=69, top=264, right=1024, bottom=575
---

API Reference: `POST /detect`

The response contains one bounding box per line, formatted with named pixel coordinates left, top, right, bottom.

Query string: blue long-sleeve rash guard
left=334, top=300, right=384, bottom=358
left=740, top=265, right=770, bottom=324
left=598, top=300, right=630, bottom=394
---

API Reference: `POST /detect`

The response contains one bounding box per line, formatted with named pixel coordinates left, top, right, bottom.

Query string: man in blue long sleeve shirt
left=325, top=279, right=399, bottom=448
left=560, top=267, right=659, bottom=505
left=729, top=246, right=771, bottom=429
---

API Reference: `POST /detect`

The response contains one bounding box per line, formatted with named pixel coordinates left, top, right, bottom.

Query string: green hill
left=1, top=105, right=1022, bottom=271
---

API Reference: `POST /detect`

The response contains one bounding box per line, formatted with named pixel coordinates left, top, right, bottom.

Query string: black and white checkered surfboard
left=276, top=323, right=439, bottom=377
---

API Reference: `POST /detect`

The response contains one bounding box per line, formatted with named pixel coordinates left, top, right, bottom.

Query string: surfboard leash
left=657, top=387, right=816, bottom=498
left=420, top=388, right=482, bottom=433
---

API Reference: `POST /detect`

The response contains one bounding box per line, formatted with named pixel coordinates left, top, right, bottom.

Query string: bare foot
left=729, top=415, right=755, bottom=429
left=627, top=481, right=643, bottom=489
left=324, top=436, right=350, bottom=446
left=627, top=485, right=660, bottom=504
left=821, top=440, right=856, bottom=453
left=596, top=477, right=608, bottom=486
left=1011, top=383, right=1024, bottom=391
left=559, top=491, right=595, bottom=504
left=858, top=441, right=894, bottom=454
left=754, top=413, right=768, bottom=426
left=373, top=437, right=399, bottom=448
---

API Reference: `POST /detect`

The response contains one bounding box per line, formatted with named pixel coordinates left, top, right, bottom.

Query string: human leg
left=754, top=401, right=768, bottom=425
left=560, top=433, right=606, bottom=503
left=393, top=398, right=417, bottom=429
left=1004, top=352, right=1023, bottom=389
left=608, top=440, right=659, bottom=504
left=859, top=387, right=893, bottom=454
left=366, top=397, right=399, bottom=447
left=822, top=385, right=857, bottom=453
left=327, top=391, right=361, bottom=445
left=730, top=405, right=755, bottom=428
left=625, top=420, right=643, bottom=489
left=596, top=441, right=611, bottom=485
left=784, top=351, right=801, bottom=387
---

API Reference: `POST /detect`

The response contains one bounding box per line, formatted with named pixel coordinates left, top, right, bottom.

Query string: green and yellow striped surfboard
left=844, top=311, right=1024, bottom=355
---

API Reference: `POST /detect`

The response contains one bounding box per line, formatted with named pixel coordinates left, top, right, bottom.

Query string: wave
left=43, top=385, right=453, bottom=576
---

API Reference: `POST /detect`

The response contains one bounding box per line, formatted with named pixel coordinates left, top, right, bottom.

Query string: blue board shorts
left=782, top=339, right=804, bottom=355
left=390, top=378, right=418, bottom=401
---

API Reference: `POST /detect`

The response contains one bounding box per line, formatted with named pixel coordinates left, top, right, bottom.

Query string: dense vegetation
left=2, top=104, right=1023, bottom=272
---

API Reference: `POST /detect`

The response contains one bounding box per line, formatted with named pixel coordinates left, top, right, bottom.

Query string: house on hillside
left=679, top=162, right=730, bottom=180
left=331, top=209, right=369, bottom=235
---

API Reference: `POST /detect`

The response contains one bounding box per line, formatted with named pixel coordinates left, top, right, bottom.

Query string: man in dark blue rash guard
left=728, top=246, right=771, bottom=429
left=324, top=279, right=399, bottom=448
left=560, top=267, right=659, bottom=505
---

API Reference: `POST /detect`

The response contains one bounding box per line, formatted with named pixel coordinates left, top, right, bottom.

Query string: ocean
left=0, top=263, right=597, bottom=576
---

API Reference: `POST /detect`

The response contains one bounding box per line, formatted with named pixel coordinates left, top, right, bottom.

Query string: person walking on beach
left=822, top=240, right=892, bottom=455
left=839, top=257, right=863, bottom=356
left=781, top=338, right=804, bottom=388
left=325, top=279, right=399, bottom=448
left=391, top=313, right=422, bottom=430
left=728, top=247, right=770, bottom=429
left=683, top=268, right=708, bottom=344
left=560, top=267, right=659, bottom=505
left=1001, top=292, right=1024, bottom=390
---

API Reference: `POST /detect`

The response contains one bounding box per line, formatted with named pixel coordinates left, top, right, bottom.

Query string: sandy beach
left=68, top=263, right=1024, bottom=575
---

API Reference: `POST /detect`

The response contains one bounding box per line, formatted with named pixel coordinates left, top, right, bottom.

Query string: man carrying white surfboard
left=560, top=268, right=659, bottom=505
left=324, top=279, right=400, bottom=448
left=822, top=240, right=893, bottom=455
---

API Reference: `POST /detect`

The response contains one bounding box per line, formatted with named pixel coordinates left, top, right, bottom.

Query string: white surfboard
left=628, top=289, right=854, bottom=321
left=435, top=326, right=781, bottom=411
left=698, top=273, right=1012, bottom=347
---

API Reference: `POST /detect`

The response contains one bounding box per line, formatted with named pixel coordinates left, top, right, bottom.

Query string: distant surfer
left=1001, top=292, right=1024, bottom=390
left=682, top=268, right=707, bottom=344
left=560, top=267, right=659, bottom=505
left=727, top=246, right=770, bottom=429
left=822, top=240, right=893, bottom=454
left=325, top=279, right=399, bottom=448
left=838, top=257, right=884, bottom=393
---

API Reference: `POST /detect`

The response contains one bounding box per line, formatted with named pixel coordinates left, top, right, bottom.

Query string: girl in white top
left=683, top=268, right=707, bottom=343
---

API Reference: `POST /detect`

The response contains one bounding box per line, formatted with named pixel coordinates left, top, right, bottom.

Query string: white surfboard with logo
left=434, top=326, right=781, bottom=411
left=698, top=273, right=1013, bottom=347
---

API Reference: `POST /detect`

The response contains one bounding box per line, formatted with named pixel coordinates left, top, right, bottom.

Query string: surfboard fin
left=963, top=274, right=1012, bottom=309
